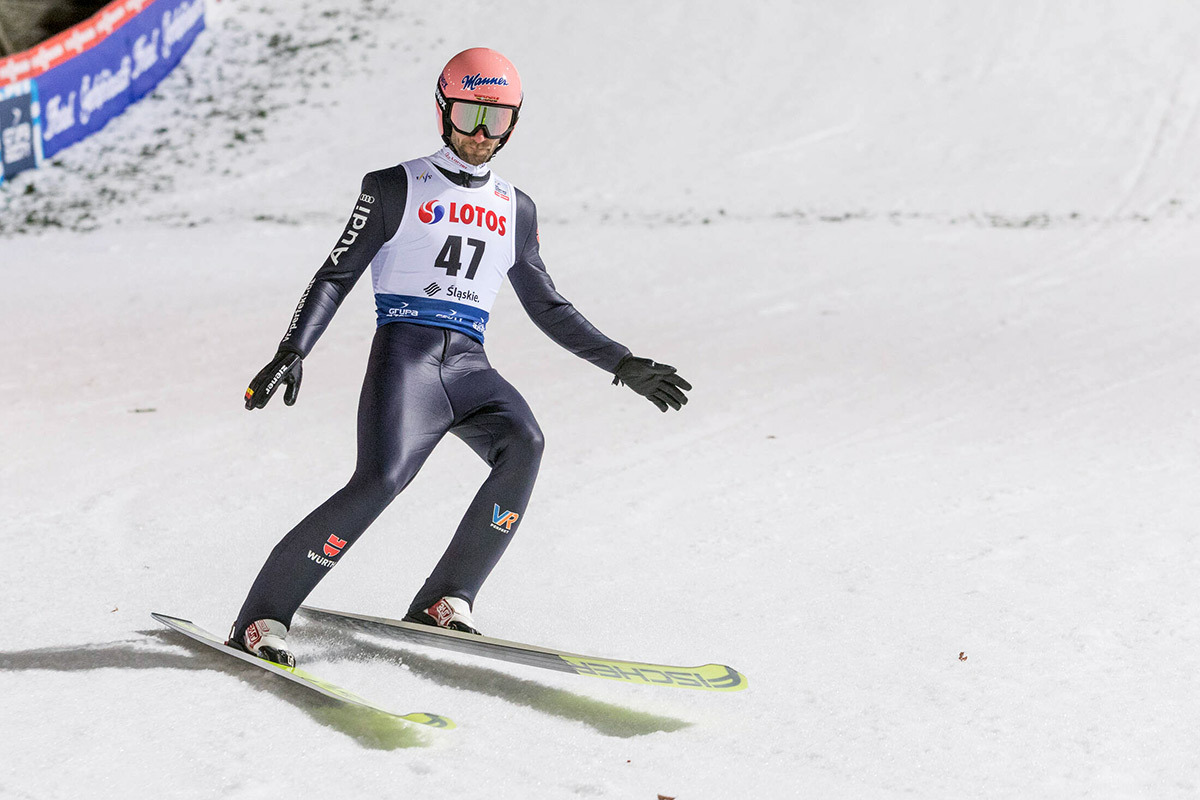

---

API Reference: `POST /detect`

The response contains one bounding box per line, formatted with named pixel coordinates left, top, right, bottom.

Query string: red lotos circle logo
left=418, top=200, right=445, bottom=224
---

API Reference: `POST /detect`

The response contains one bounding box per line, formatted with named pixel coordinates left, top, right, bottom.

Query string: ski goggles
left=446, top=100, right=518, bottom=139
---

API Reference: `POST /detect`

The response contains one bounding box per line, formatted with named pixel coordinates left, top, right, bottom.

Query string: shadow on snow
left=0, top=629, right=431, bottom=750
left=0, top=625, right=690, bottom=744
left=296, top=619, right=693, bottom=739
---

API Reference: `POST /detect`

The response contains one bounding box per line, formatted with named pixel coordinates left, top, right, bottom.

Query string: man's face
left=449, top=129, right=500, bottom=166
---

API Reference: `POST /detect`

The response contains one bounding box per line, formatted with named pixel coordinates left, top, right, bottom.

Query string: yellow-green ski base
left=557, top=656, right=746, bottom=691
left=298, top=605, right=748, bottom=692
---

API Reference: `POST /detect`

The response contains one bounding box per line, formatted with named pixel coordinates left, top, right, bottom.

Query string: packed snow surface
left=4, top=1, right=1200, bottom=798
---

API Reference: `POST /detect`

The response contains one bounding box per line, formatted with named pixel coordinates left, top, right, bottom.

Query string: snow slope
left=4, top=1, right=1200, bottom=797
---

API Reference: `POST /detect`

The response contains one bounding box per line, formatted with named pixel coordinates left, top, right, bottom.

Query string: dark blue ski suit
left=233, top=157, right=630, bottom=634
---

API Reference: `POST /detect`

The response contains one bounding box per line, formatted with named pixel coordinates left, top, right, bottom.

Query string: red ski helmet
left=436, top=48, right=523, bottom=154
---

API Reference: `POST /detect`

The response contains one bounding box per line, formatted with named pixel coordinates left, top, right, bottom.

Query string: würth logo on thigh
left=306, top=535, right=346, bottom=569
left=491, top=504, right=520, bottom=533
left=323, top=535, right=347, bottom=557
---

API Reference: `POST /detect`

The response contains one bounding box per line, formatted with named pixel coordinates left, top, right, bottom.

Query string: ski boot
left=227, top=619, right=296, bottom=667
left=403, top=597, right=481, bottom=635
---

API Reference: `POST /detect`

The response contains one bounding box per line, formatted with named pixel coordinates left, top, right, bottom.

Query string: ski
left=297, top=605, right=748, bottom=692
left=151, top=613, right=455, bottom=729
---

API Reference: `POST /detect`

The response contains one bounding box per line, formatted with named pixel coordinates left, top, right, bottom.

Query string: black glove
left=244, top=350, right=303, bottom=410
left=612, top=355, right=692, bottom=412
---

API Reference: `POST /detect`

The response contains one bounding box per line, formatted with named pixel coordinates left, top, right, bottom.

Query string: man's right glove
left=244, top=350, right=303, bottom=410
left=612, top=355, right=692, bottom=412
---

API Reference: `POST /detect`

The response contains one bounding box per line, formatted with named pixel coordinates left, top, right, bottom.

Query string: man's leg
left=407, top=366, right=544, bottom=616
left=234, top=325, right=452, bottom=633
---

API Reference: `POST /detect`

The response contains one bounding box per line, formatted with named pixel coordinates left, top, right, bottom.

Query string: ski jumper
left=234, top=150, right=630, bottom=633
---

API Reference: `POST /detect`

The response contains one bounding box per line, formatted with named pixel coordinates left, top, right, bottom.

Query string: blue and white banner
left=36, top=0, right=205, bottom=160
left=0, top=0, right=204, bottom=182
left=0, top=80, right=42, bottom=183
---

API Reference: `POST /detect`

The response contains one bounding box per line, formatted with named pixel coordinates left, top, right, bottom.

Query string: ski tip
left=680, top=664, right=747, bottom=691
left=402, top=712, right=457, bottom=730
left=708, top=665, right=749, bottom=692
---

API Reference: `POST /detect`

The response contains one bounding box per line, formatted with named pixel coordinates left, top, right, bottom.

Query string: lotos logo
left=419, top=199, right=445, bottom=224
left=323, top=534, right=347, bottom=558
left=461, top=73, right=509, bottom=91
left=491, top=504, right=520, bottom=533
left=447, top=202, right=507, bottom=235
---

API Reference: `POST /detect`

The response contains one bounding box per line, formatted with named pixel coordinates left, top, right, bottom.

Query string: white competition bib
left=370, top=155, right=517, bottom=341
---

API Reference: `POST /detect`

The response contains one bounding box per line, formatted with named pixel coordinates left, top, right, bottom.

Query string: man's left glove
left=244, top=350, right=303, bottom=410
left=612, top=355, right=692, bottom=412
